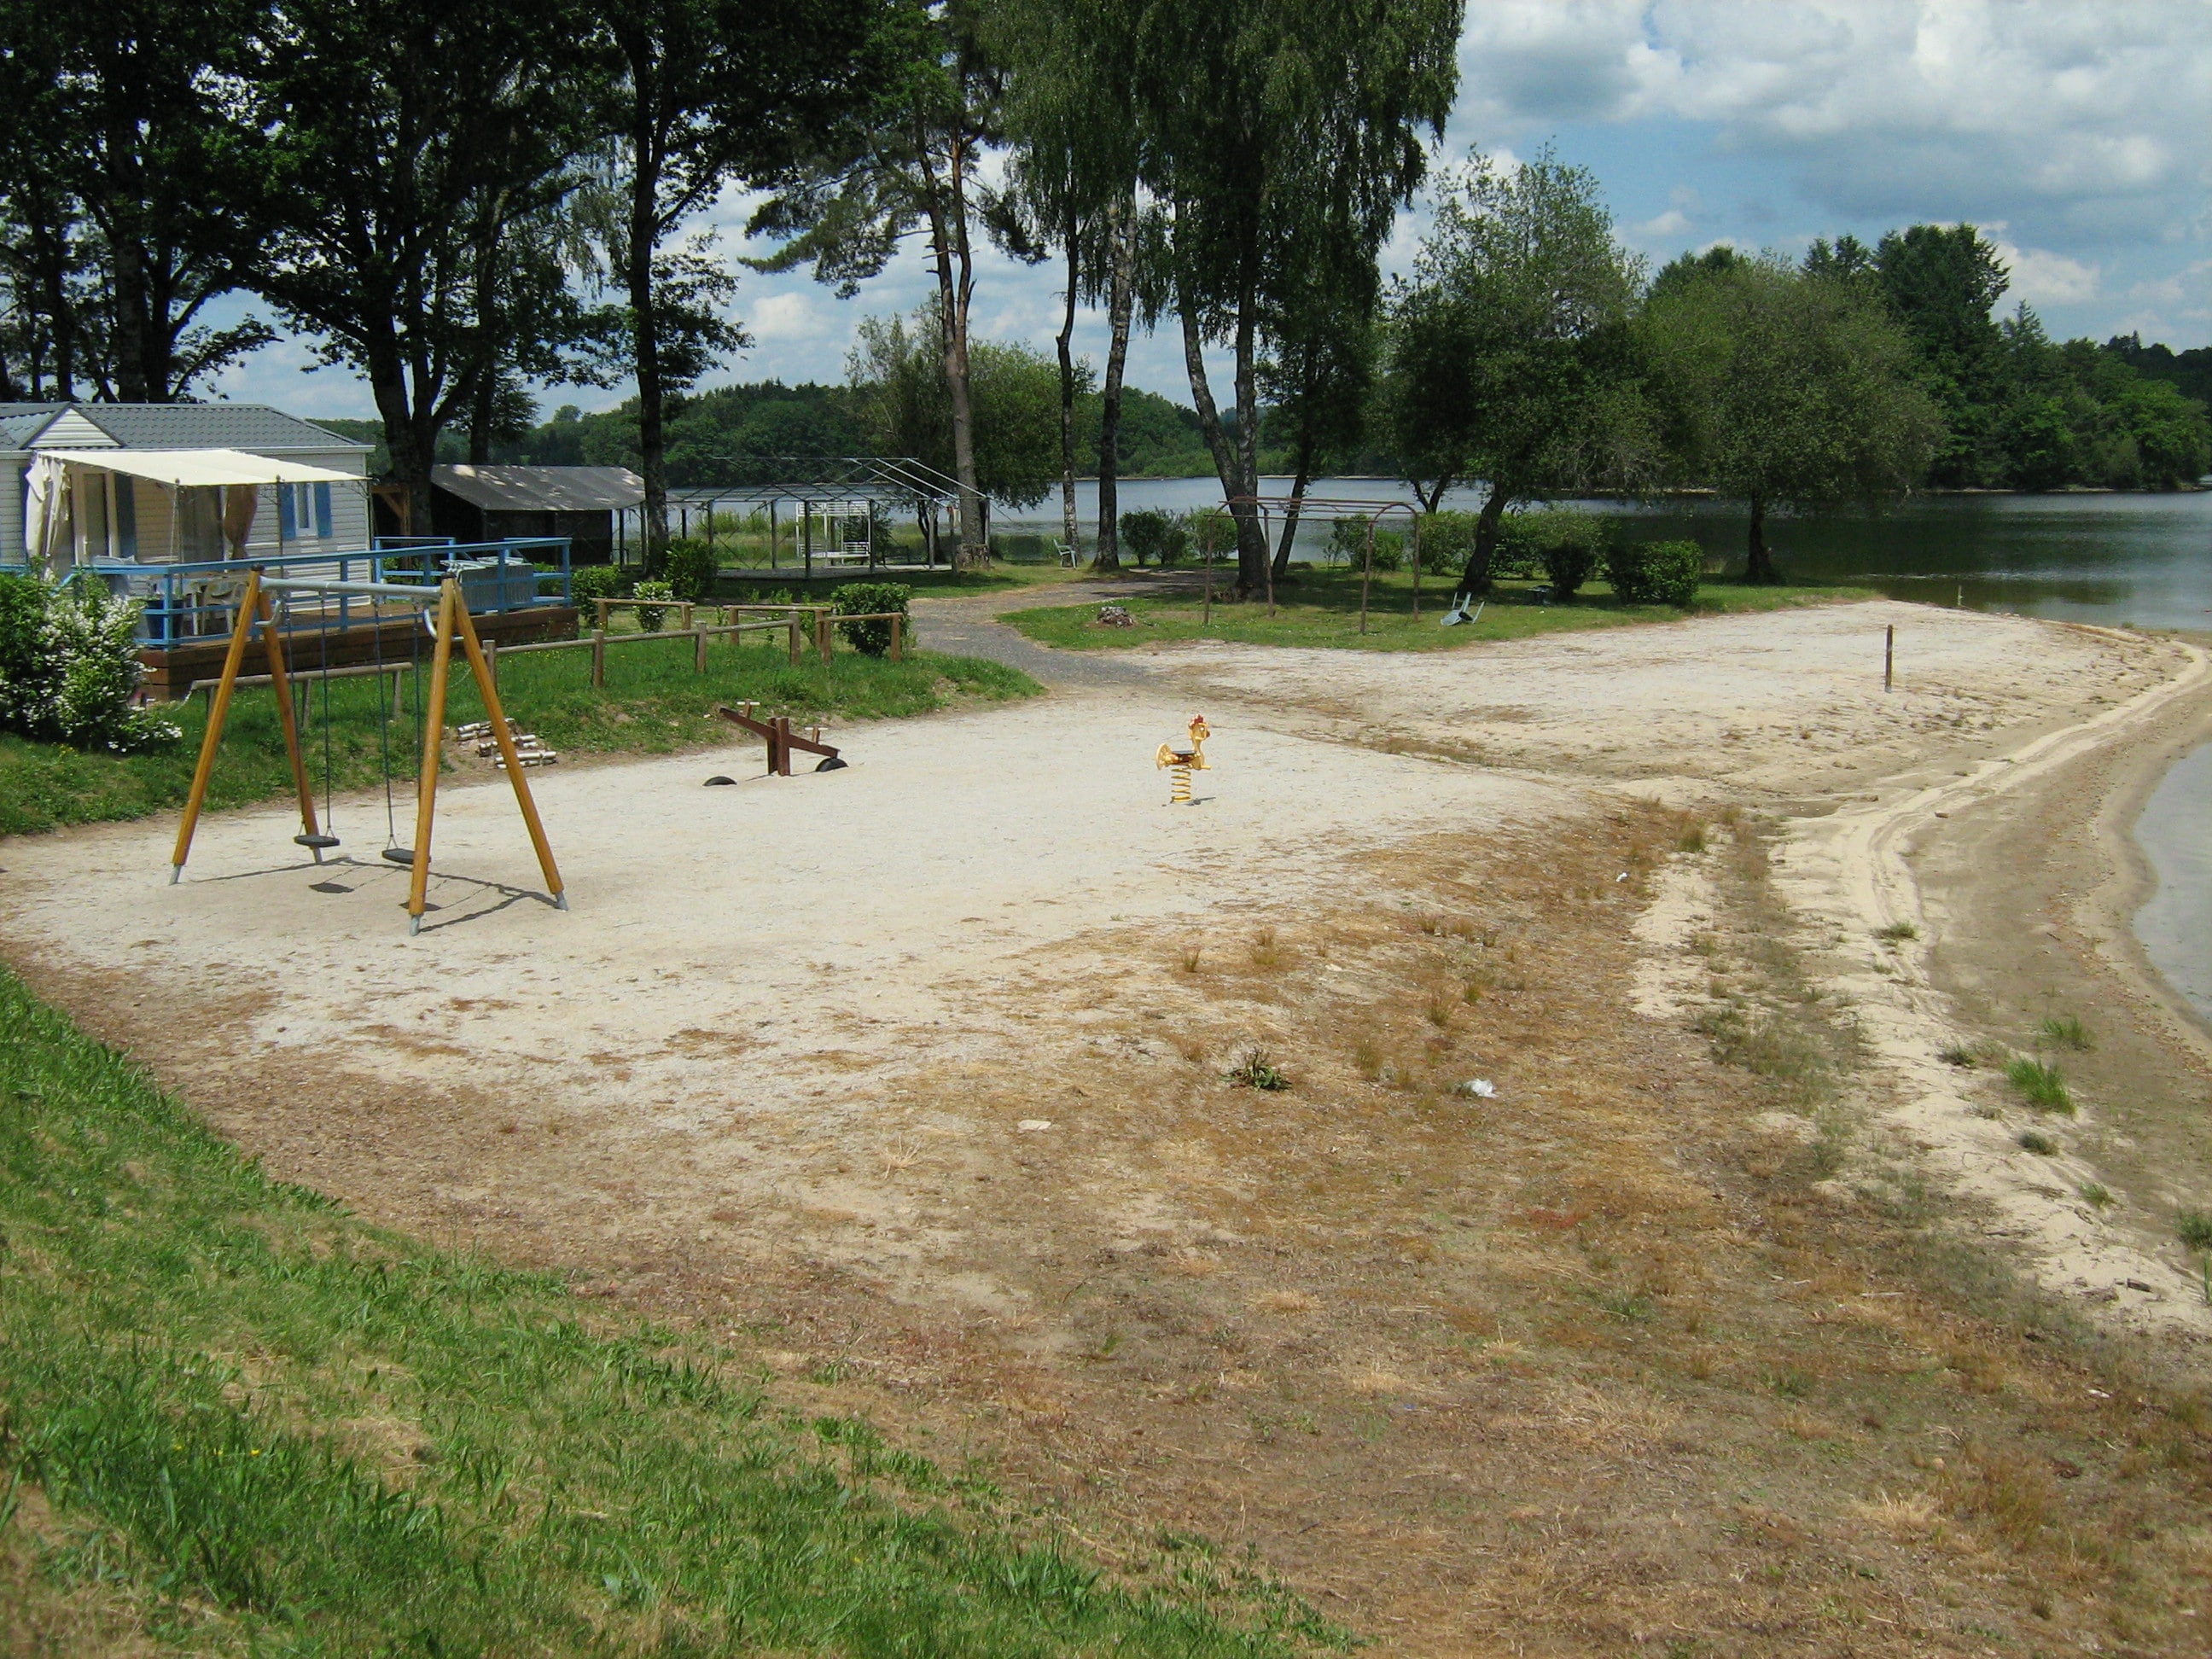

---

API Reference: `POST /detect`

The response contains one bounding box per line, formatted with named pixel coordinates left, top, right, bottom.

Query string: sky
left=208, top=0, right=2212, bottom=421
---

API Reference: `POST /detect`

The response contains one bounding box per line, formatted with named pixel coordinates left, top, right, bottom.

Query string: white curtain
left=23, top=453, right=71, bottom=576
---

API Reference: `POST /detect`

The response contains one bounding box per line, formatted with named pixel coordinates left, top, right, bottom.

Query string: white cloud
left=1457, top=1, right=2212, bottom=251
left=1988, top=237, right=2100, bottom=306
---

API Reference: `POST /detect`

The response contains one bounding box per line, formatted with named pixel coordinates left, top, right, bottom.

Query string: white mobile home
left=1, top=402, right=373, bottom=569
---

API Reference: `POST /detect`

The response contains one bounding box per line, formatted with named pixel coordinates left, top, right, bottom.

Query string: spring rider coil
left=1155, top=715, right=1212, bottom=806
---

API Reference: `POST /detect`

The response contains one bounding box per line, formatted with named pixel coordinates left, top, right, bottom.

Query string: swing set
left=169, top=568, right=568, bottom=934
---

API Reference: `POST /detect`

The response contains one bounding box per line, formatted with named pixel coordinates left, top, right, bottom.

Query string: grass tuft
left=1873, top=921, right=1919, bottom=943
left=2004, top=1057, right=2074, bottom=1115
left=2176, top=1208, right=2212, bottom=1254
left=2017, top=1130, right=2058, bottom=1156
left=1225, top=1048, right=1288, bottom=1091
left=2079, top=1182, right=2114, bottom=1212
left=2038, top=1015, right=2093, bottom=1051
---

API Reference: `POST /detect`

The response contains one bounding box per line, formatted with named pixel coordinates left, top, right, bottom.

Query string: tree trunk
left=1272, top=428, right=1313, bottom=581
left=1414, top=475, right=1450, bottom=512
left=1054, top=226, right=1080, bottom=563
left=1093, top=206, right=1133, bottom=569
left=920, top=138, right=986, bottom=568
left=1745, top=494, right=1778, bottom=584
left=372, top=357, right=433, bottom=538
left=626, top=65, right=669, bottom=574
left=1230, top=287, right=1266, bottom=596
left=1179, top=300, right=1243, bottom=584
left=1452, top=482, right=1511, bottom=597
left=100, top=85, right=155, bottom=402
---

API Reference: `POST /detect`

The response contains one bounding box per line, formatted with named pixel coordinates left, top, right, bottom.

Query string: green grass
left=0, top=967, right=1326, bottom=1655
left=2004, top=1057, right=2076, bottom=1115
left=1002, top=568, right=1874, bottom=654
left=0, top=635, right=1037, bottom=838
left=2038, top=1015, right=2093, bottom=1051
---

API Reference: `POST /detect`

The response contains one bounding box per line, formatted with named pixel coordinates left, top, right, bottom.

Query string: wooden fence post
left=694, top=626, right=707, bottom=674
left=680, top=602, right=694, bottom=632
left=486, top=637, right=498, bottom=691
left=816, top=613, right=830, bottom=663
left=591, top=628, right=607, bottom=688
left=595, top=597, right=610, bottom=631
left=891, top=614, right=904, bottom=662
left=787, top=617, right=801, bottom=666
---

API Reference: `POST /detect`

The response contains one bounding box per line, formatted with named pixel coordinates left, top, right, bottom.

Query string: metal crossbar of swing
left=169, top=569, right=568, bottom=935
left=8, top=537, right=580, bottom=645
left=1229, top=492, right=1424, bottom=634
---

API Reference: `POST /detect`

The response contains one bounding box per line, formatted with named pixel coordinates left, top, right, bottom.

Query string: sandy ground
left=1131, top=599, right=2176, bottom=800
left=11, top=595, right=2212, bottom=1652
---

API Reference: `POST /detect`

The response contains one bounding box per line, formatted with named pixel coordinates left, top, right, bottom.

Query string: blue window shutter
left=279, top=484, right=297, bottom=539
left=115, top=476, right=137, bottom=557
left=314, top=481, right=333, bottom=538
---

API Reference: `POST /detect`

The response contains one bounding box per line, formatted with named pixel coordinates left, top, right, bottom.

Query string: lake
left=997, top=479, right=2212, bottom=631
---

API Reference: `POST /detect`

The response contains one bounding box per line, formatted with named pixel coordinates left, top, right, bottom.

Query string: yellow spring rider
left=1155, top=714, right=1211, bottom=805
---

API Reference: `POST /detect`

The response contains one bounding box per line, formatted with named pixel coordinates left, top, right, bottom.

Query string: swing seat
left=293, top=833, right=341, bottom=850
left=381, top=847, right=424, bottom=866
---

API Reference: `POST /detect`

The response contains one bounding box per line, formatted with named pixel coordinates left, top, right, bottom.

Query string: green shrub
left=2179, top=1208, right=2212, bottom=1253
left=1119, top=509, right=1184, bottom=568
left=1324, top=517, right=1366, bottom=566
left=1522, top=508, right=1606, bottom=600
left=830, top=581, right=911, bottom=657
left=1490, top=517, right=1545, bottom=580
left=1605, top=539, right=1703, bottom=606
left=632, top=579, right=673, bottom=633
left=0, top=573, right=177, bottom=754
left=660, top=538, right=719, bottom=602
left=1368, top=531, right=1406, bottom=573
left=568, top=563, right=626, bottom=608
left=1414, top=511, right=1474, bottom=575
left=1185, top=507, right=1234, bottom=565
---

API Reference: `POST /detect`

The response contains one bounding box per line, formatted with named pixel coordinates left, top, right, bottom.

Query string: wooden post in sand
left=1884, top=625, right=1895, bottom=692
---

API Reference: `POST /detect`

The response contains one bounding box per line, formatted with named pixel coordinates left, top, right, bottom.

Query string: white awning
left=39, top=447, right=360, bottom=486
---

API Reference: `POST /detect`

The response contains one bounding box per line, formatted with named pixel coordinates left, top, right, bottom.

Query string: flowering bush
left=0, top=572, right=178, bottom=753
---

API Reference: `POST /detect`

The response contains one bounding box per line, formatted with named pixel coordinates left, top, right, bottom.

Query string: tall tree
left=751, top=0, right=1008, bottom=568
left=1873, top=224, right=2007, bottom=486
left=993, top=0, right=1144, bottom=567
left=1259, top=207, right=1377, bottom=579
left=1642, top=255, right=1942, bottom=582
left=594, top=0, right=879, bottom=568
left=0, top=0, right=274, bottom=401
left=847, top=310, right=1068, bottom=513
left=1132, top=0, right=1460, bottom=595
left=231, top=0, right=598, bottom=528
left=1385, top=150, right=1645, bottom=597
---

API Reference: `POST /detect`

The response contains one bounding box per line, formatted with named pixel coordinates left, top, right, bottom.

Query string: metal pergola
left=617, top=457, right=967, bottom=576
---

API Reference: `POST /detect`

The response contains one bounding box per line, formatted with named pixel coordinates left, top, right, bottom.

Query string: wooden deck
left=139, top=606, right=580, bottom=698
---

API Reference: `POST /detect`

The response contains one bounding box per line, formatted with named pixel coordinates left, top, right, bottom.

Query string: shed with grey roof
left=431, top=464, right=642, bottom=565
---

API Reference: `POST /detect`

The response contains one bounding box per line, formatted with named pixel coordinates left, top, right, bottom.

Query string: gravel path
left=908, top=583, right=1151, bottom=690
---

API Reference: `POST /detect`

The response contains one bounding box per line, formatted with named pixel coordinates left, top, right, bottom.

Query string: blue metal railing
left=1, top=538, right=573, bottom=644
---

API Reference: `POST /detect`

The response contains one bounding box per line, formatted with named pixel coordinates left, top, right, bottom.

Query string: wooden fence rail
left=185, top=612, right=907, bottom=699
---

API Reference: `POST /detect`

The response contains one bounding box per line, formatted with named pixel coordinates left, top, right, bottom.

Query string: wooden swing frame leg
left=453, top=593, right=566, bottom=911
left=405, top=585, right=457, bottom=934
left=405, top=583, right=568, bottom=935
left=172, top=569, right=318, bottom=882
left=258, top=586, right=323, bottom=859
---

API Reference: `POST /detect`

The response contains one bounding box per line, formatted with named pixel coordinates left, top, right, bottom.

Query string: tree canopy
left=1641, top=254, right=1942, bottom=581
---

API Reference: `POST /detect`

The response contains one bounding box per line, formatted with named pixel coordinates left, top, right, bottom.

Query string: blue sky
left=212, top=0, right=2212, bottom=420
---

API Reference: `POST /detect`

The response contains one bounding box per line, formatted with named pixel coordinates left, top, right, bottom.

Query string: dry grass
left=63, top=799, right=2212, bottom=1657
